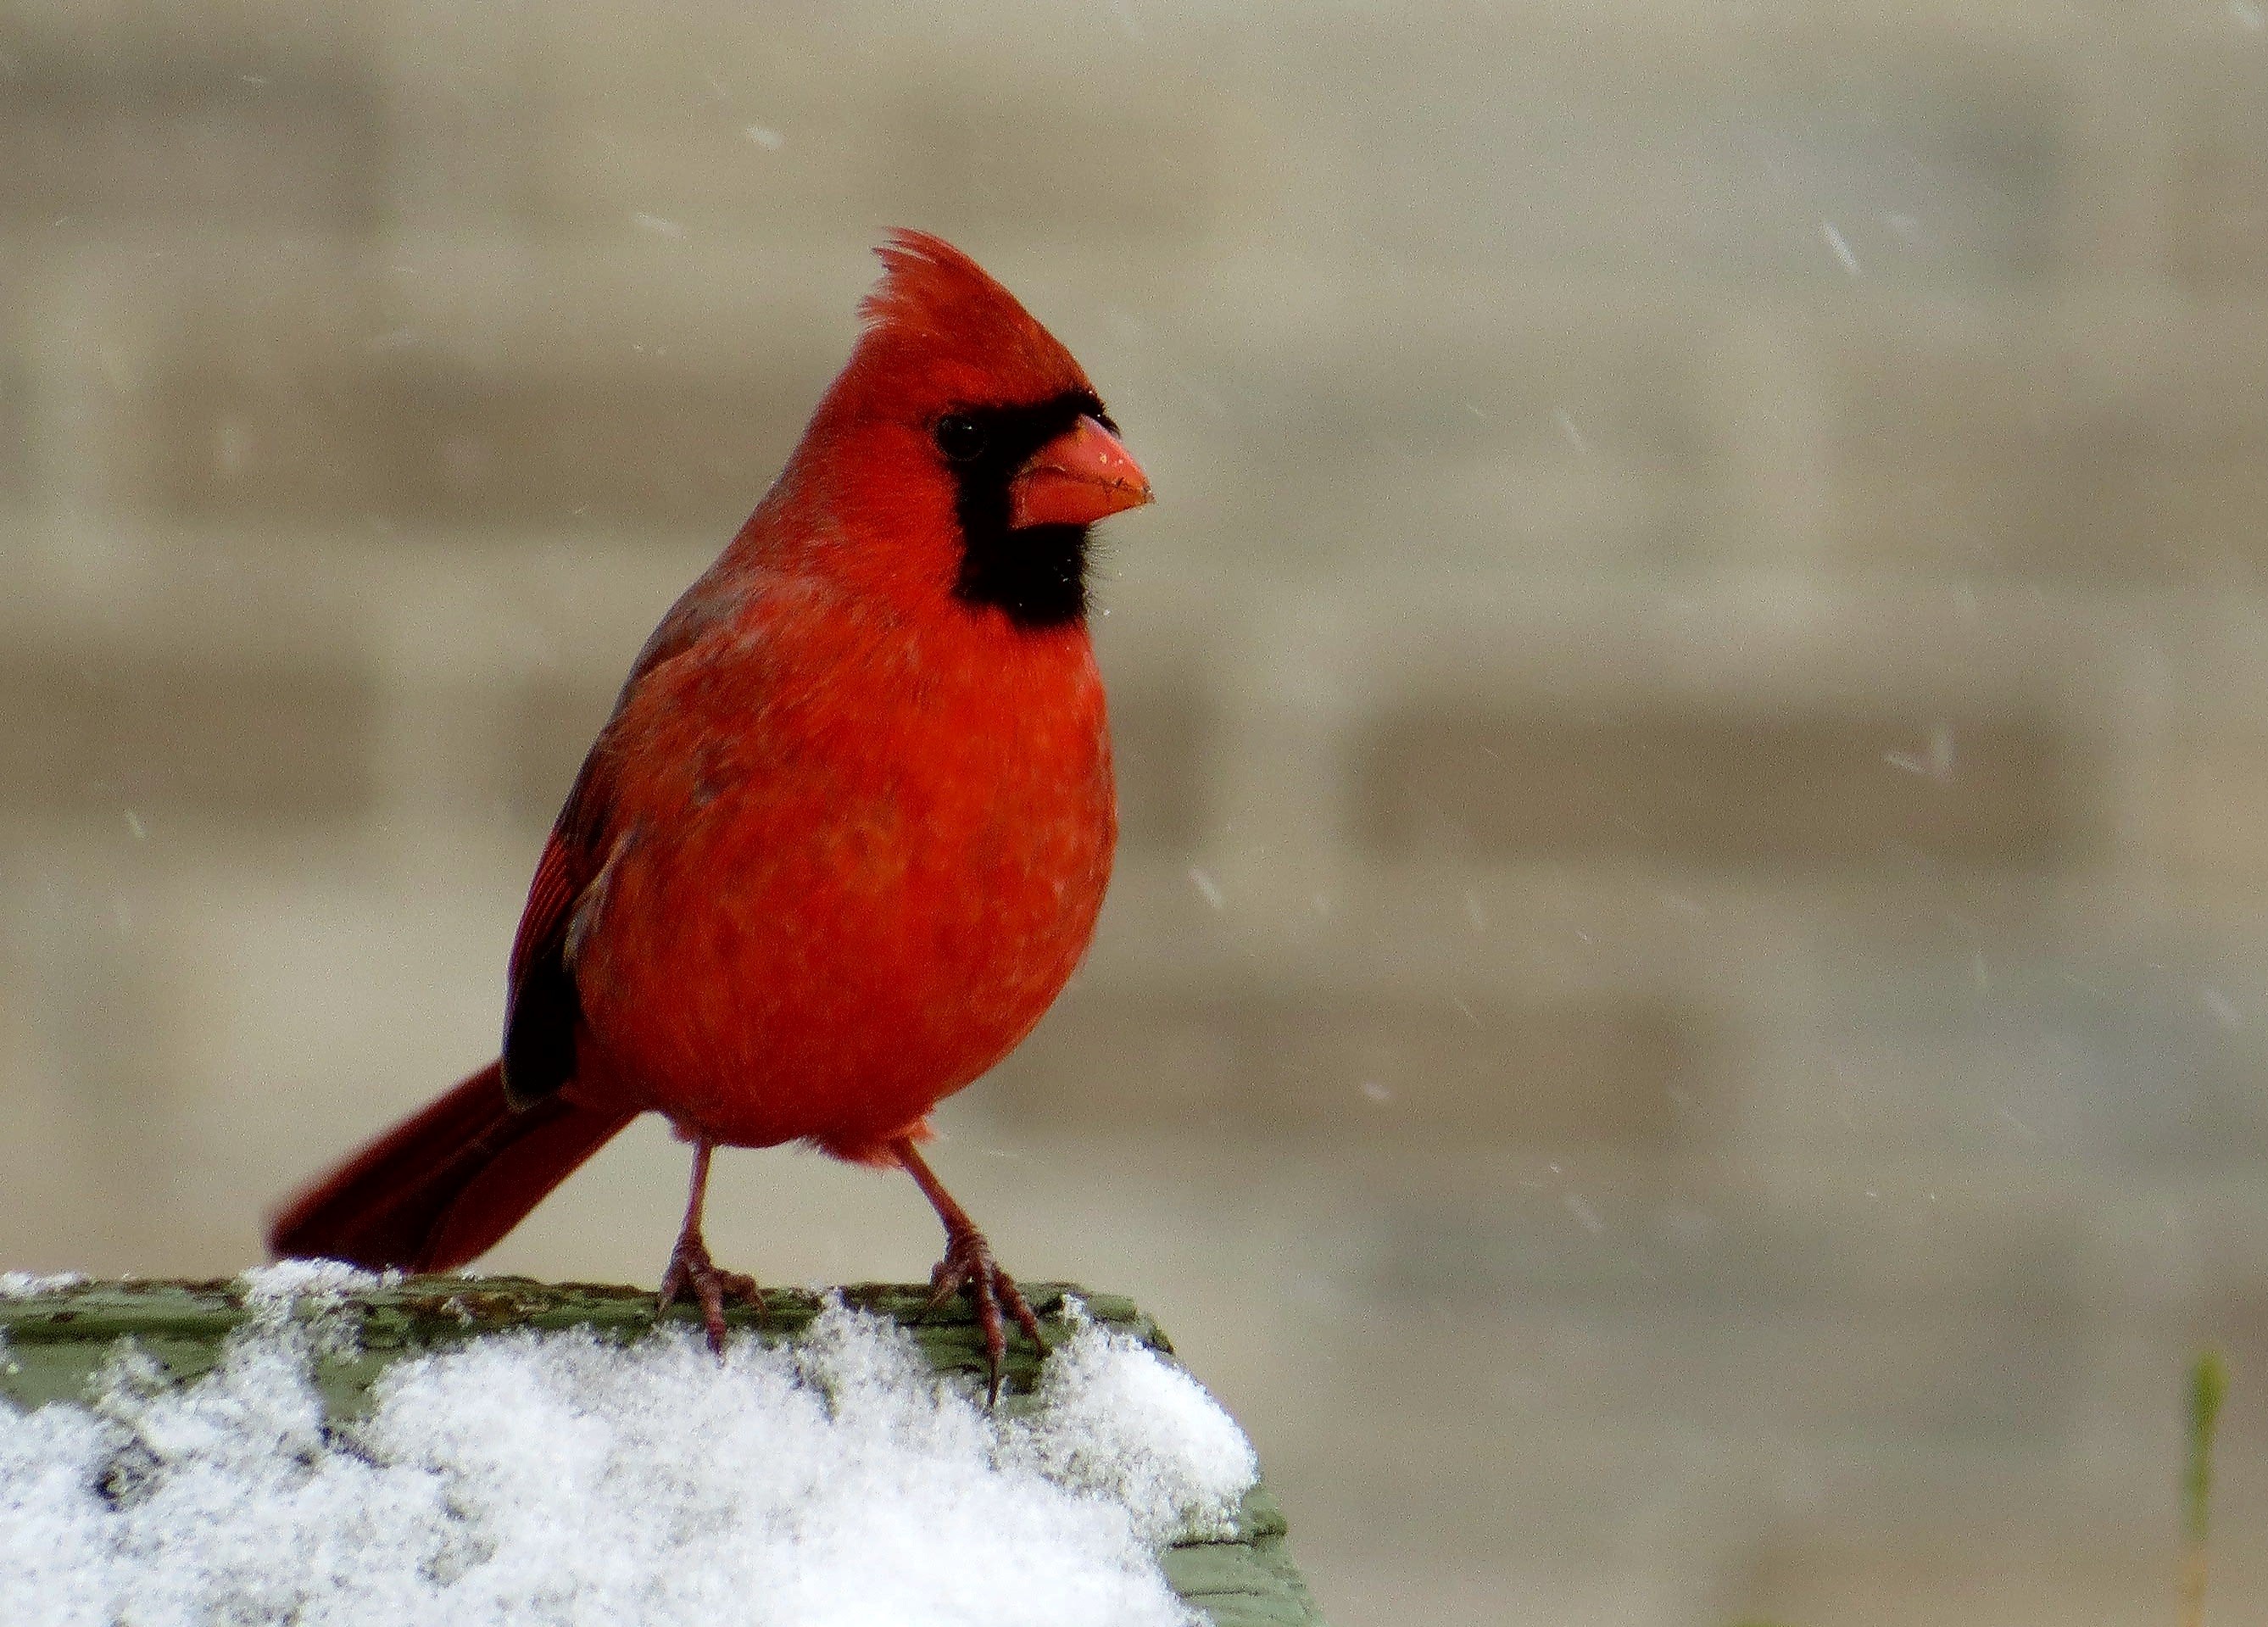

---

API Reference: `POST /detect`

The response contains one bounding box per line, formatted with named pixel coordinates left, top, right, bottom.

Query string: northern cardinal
left=269, top=231, right=1151, bottom=1397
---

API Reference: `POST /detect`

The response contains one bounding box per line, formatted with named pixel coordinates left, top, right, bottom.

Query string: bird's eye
left=933, top=415, right=987, bottom=463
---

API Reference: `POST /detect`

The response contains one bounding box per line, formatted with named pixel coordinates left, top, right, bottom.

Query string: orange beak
left=1007, top=415, right=1152, bottom=529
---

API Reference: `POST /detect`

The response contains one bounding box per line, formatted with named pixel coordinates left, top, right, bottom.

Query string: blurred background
left=5, top=0, right=2268, bottom=1621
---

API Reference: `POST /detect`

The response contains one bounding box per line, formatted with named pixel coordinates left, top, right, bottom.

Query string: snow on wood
left=0, top=1270, right=1301, bottom=1627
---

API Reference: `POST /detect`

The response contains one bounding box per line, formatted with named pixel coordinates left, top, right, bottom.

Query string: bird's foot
left=923, top=1227, right=1049, bottom=1406
left=657, top=1231, right=764, bottom=1356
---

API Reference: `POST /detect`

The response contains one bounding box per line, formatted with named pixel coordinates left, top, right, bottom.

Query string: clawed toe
left=925, top=1229, right=1049, bottom=1406
left=658, top=1233, right=765, bottom=1356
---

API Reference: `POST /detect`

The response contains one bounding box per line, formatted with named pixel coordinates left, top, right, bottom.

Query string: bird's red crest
left=839, top=230, right=1094, bottom=414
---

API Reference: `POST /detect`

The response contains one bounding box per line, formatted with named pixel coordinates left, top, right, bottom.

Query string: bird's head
left=784, top=231, right=1151, bottom=631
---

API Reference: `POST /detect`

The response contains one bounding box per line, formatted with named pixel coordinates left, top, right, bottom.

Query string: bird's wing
left=500, top=748, right=616, bottom=1108
left=499, top=567, right=751, bottom=1107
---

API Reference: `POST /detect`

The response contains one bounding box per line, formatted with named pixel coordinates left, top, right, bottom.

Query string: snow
left=0, top=1272, right=87, bottom=1299
left=237, top=1258, right=400, bottom=1315
left=0, top=1281, right=1257, bottom=1627
left=1820, top=219, right=1863, bottom=276
left=1000, top=1305, right=1257, bottom=1548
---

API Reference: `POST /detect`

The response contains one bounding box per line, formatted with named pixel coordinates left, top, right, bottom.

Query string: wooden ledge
left=0, top=1276, right=1323, bottom=1627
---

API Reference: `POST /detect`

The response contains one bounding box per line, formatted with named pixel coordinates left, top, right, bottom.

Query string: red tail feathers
left=265, top=1061, right=636, bottom=1273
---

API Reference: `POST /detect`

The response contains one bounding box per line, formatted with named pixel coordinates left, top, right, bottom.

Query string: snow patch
left=1001, top=1302, right=1257, bottom=1546
left=0, top=1296, right=1255, bottom=1627
left=237, top=1258, right=399, bottom=1316
left=0, top=1272, right=86, bottom=1300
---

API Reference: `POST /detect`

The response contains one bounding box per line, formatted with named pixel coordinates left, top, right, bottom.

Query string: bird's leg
left=890, top=1136, right=1048, bottom=1405
left=655, top=1138, right=763, bottom=1355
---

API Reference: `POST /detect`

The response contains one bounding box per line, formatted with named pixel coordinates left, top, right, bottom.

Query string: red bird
left=269, top=231, right=1151, bottom=1396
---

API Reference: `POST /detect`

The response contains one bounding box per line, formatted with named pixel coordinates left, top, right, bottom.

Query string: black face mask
left=933, top=388, right=1113, bottom=629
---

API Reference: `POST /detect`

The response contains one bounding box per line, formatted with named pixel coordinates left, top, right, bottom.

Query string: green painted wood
left=0, top=1276, right=1323, bottom=1626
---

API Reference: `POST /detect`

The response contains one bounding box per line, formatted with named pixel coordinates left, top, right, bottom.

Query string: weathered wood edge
left=0, top=1277, right=1164, bottom=1417
left=0, top=1277, right=1323, bottom=1626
